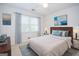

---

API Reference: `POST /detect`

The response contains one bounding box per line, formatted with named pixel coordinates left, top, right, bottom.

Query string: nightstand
left=73, top=39, right=79, bottom=49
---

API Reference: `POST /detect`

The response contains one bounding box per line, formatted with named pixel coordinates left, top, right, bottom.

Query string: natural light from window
left=21, top=15, right=39, bottom=33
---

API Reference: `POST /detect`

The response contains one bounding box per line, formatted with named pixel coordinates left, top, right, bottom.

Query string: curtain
left=15, top=12, right=21, bottom=44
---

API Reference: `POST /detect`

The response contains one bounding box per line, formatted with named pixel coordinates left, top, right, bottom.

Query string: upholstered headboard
left=50, top=27, right=73, bottom=43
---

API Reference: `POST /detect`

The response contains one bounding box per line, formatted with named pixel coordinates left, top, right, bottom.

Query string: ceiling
left=1, top=3, right=79, bottom=16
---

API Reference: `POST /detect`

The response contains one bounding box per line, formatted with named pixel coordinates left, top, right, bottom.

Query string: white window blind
left=21, top=15, right=39, bottom=32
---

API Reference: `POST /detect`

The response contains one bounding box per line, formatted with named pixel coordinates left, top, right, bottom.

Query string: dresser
left=0, top=37, right=11, bottom=56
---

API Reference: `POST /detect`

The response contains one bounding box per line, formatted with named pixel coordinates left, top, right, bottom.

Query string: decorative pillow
left=52, top=30, right=62, bottom=36
left=61, top=31, right=69, bottom=37
left=0, top=34, right=7, bottom=42
left=52, top=30, right=69, bottom=37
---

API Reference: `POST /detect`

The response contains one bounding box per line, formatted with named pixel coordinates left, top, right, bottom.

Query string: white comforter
left=29, top=35, right=72, bottom=56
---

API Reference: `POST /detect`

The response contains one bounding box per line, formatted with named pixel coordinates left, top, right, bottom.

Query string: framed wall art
left=54, top=15, right=67, bottom=26
left=2, top=13, right=11, bottom=25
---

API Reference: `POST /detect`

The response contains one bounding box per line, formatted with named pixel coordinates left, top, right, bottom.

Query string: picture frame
left=2, top=13, right=11, bottom=25
left=54, top=15, right=67, bottom=26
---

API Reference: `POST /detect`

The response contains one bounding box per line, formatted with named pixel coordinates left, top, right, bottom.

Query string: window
left=21, top=15, right=29, bottom=32
left=30, top=17, right=39, bottom=32
left=21, top=15, right=39, bottom=32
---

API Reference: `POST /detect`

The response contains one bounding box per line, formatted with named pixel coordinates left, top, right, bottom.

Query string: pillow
left=52, top=30, right=69, bottom=37
left=52, top=30, right=62, bottom=36
left=0, top=34, right=7, bottom=43
left=52, top=35, right=71, bottom=40
left=61, top=31, right=69, bottom=37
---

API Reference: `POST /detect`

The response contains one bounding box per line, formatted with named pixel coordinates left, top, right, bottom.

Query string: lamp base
left=75, top=33, right=77, bottom=40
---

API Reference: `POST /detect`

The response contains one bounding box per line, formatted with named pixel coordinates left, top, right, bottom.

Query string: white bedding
left=29, top=35, right=72, bottom=56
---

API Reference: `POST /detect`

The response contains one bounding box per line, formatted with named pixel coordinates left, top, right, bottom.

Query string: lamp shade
left=44, top=27, right=50, bottom=34
left=73, top=26, right=79, bottom=39
left=44, top=27, right=48, bottom=31
left=74, top=29, right=79, bottom=33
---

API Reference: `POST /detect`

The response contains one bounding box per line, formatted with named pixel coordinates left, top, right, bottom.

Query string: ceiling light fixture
left=42, top=3, right=48, bottom=8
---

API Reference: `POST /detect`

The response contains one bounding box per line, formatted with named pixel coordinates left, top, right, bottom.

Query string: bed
left=29, top=27, right=73, bottom=56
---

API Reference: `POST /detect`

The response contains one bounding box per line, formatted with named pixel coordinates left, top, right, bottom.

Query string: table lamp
left=74, top=28, right=79, bottom=40
left=44, top=27, right=49, bottom=35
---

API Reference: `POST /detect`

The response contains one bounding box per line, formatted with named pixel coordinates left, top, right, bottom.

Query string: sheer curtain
left=21, top=15, right=40, bottom=43
left=21, top=15, right=39, bottom=33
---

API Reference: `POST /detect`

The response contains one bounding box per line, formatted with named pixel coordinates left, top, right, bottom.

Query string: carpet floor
left=20, top=45, right=79, bottom=56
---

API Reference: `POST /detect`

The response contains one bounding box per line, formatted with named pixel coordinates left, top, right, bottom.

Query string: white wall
left=0, top=5, right=41, bottom=45
left=42, top=5, right=79, bottom=38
